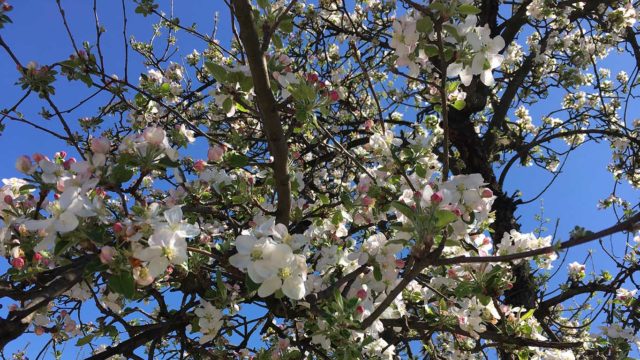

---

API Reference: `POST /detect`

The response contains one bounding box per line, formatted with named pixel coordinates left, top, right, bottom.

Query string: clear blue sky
left=0, top=1, right=637, bottom=358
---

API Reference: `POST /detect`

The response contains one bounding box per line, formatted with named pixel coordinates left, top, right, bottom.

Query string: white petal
left=258, top=276, right=282, bottom=297
left=24, top=218, right=53, bottom=231
left=268, top=243, right=293, bottom=263
left=55, top=211, right=79, bottom=233
left=229, top=253, right=250, bottom=270
left=282, top=277, right=305, bottom=300
left=148, top=257, right=169, bottom=278
left=235, top=235, right=257, bottom=254
left=447, top=62, right=463, bottom=77
left=176, top=223, right=200, bottom=238
left=460, top=67, right=473, bottom=86
left=471, top=53, right=485, bottom=74
left=135, top=246, right=163, bottom=262
left=59, top=186, right=81, bottom=210
left=164, top=206, right=183, bottom=225
left=148, top=227, right=174, bottom=247
left=488, top=53, right=503, bottom=69
left=480, top=69, right=495, bottom=86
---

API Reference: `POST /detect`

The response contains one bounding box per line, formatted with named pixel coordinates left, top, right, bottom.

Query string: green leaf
left=478, top=294, right=491, bottom=306
left=226, top=152, right=249, bottom=168
left=222, top=97, right=234, bottom=115
left=422, top=44, right=439, bottom=57
left=257, top=0, right=270, bottom=9
left=246, top=274, right=260, bottom=292
left=435, top=209, right=458, bottom=228
left=391, top=201, right=415, bottom=221
left=416, top=17, right=433, bottom=34
left=108, top=272, right=136, bottom=299
left=451, top=99, right=466, bottom=111
left=54, top=238, right=75, bottom=256
left=278, top=16, right=294, bottom=34
left=204, top=62, right=228, bottom=82
left=520, top=308, right=535, bottom=321
left=458, top=4, right=481, bottom=15
left=76, top=334, right=95, bottom=346
left=454, top=281, right=475, bottom=298
left=273, top=34, right=283, bottom=48
left=110, top=164, right=134, bottom=184
left=373, top=264, right=383, bottom=281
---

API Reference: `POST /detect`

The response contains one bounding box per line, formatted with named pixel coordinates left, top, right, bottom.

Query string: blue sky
left=0, top=0, right=637, bottom=358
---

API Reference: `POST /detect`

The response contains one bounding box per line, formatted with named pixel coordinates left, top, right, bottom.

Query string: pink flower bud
left=53, top=193, right=60, bottom=200
left=90, top=137, right=111, bottom=154
left=100, top=246, right=116, bottom=264
left=15, top=155, right=32, bottom=173
left=452, top=207, right=463, bottom=217
left=356, top=289, right=367, bottom=300
left=32, top=153, right=45, bottom=163
left=481, top=188, right=494, bottom=198
left=193, top=159, right=207, bottom=173
left=142, top=126, right=166, bottom=146
left=57, top=151, right=67, bottom=159
left=306, top=73, right=319, bottom=83
left=34, top=326, right=45, bottom=336
left=278, top=338, right=290, bottom=350
left=362, top=196, right=375, bottom=207
left=395, top=259, right=405, bottom=268
left=328, top=90, right=340, bottom=102
left=64, top=321, right=76, bottom=332
left=112, top=222, right=124, bottom=233
left=33, top=252, right=43, bottom=263
left=63, top=157, right=76, bottom=170
left=207, top=145, right=226, bottom=162
left=356, top=305, right=365, bottom=314
left=11, top=257, right=25, bottom=270
left=3, top=195, right=13, bottom=205
left=363, top=119, right=374, bottom=131
left=199, top=234, right=212, bottom=244
left=430, top=192, right=443, bottom=204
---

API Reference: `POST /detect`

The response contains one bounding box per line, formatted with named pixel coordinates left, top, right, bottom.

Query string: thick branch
left=232, top=0, right=291, bottom=225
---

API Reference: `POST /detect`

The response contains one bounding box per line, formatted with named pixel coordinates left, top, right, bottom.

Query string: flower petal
left=258, top=276, right=281, bottom=298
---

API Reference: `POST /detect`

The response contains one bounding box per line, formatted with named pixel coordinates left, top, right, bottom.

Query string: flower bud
left=15, top=155, right=32, bottom=174
left=90, top=137, right=111, bottom=154
left=11, top=257, right=25, bottom=270
left=363, top=119, right=374, bottom=131
left=33, top=252, right=43, bottom=263
left=481, top=188, right=494, bottom=198
left=63, top=157, right=76, bottom=170
left=142, top=126, right=166, bottom=146
left=34, top=326, right=45, bottom=336
left=207, top=145, right=226, bottom=162
left=430, top=192, right=443, bottom=204
left=3, top=195, right=13, bottom=205
left=32, top=153, right=45, bottom=163
left=362, top=196, right=375, bottom=207
left=328, top=90, right=340, bottom=102
left=100, top=246, right=116, bottom=264
left=193, top=159, right=207, bottom=173
left=112, top=222, right=124, bottom=234
left=356, top=289, right=367, bottom=300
